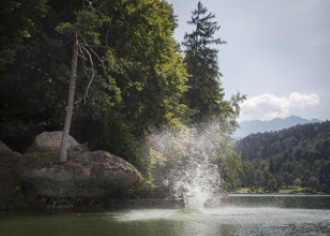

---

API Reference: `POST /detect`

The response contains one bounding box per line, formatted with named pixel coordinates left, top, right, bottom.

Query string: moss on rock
left=18, top=150, right=142, bottom=208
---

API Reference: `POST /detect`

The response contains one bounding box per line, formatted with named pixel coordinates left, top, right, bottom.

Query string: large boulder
left=33, top=131, right=84, bottom=151
left=19, top=150, right=142, bottom=208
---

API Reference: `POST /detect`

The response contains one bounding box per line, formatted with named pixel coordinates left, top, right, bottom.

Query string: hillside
left=235, top=121, right=330, bottom=193
left=233, top=116, right=320, bottom=139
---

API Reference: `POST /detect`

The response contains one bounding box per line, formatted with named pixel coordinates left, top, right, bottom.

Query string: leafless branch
left=80, top=43, right=132, bottom=82
left=88, top=47, right=108, bottom=77
left=79, top=45, right=95, bottom=104
left=76, top=1, right=131, bottom=104
left=84, top=0, right=110, bottom=23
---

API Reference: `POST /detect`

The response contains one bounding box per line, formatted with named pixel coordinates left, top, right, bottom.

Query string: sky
left=167, top=0, right=330, bottom=122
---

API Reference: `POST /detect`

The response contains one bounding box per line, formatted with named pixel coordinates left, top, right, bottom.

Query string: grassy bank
left=233, top=186, right=319, bottom=194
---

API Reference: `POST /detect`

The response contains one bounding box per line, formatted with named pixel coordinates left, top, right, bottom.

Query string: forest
left=235, top=121, right=330, bottom=193
left=0, top=0, right=244, bottom=192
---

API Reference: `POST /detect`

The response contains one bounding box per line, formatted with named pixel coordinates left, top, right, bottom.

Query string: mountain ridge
left=234, top=115, right=321, bottom=139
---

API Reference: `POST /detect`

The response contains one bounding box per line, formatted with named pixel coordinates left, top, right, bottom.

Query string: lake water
left=1, top=195, right=329, bottom=236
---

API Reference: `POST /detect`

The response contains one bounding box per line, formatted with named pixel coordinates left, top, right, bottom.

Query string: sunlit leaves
left=56, top=9, right=104, bottom=45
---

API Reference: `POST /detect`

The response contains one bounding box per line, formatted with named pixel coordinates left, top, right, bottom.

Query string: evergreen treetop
left=182, top=1, right=227, bottom=123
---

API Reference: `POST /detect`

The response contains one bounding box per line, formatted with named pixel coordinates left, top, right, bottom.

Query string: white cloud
left=239, top=92, right=320, bottom=121
left=289, top=92, right=319, bottom=107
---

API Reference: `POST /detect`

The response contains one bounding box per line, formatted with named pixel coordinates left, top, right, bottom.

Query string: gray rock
left=0, top=140, right=13, bottom=153
left=33, top=131, right=84, bottom=151
left=19, top=150, right=142, bottom=202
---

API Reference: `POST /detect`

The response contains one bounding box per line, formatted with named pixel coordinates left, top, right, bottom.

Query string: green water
left=1, top=195, right=330, bottom=236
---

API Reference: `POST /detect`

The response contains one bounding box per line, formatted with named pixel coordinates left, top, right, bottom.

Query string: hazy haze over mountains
left=233, top=115, right=321, bottom=139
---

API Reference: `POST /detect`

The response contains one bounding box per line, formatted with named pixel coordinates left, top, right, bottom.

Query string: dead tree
left=59, top=1, right=129, bottom=162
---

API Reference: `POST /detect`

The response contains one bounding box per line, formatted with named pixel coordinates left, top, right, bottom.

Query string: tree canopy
left=0, top=0, right=244, bottom=192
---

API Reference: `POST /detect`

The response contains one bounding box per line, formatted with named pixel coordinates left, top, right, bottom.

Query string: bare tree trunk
left=60, top=34, right=79, bottom=162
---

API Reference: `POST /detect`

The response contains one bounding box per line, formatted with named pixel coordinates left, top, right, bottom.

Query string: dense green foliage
left=0, top=0, right=243, bottom=192
left=0, top=0, right=48, bottom=71
left=0, top=0, right=188, bottom=153
left=236, top=121, right=330, bottom=193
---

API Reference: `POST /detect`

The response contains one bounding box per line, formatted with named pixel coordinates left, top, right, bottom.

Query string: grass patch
left=18, top=151, right=77, bottom=169
left=19, top=151, right=60, bottom=168
left=232, top=187, right=263, bottom=193
left=233, top=187, right=250, bottom=193
left=232, top=186, right=317, bottom=194
left=278, top=187, right=316, bottom=194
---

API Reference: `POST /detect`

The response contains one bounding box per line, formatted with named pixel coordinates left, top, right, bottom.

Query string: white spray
left=148, top=121, right=227, bottom=208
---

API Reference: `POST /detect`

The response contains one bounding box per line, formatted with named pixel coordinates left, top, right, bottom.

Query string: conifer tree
left=183, top=1, right=226, bottom=122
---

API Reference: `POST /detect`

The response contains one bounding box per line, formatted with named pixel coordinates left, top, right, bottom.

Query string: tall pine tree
left=183, top=1, right=226, bottom=123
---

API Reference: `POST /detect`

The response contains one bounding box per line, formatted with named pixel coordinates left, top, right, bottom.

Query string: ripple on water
left=113, top=207, right=330, bottom=225
left=110, top=207, right=330, bottom=236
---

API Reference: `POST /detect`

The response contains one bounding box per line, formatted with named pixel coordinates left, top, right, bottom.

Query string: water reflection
left=112, top=206, right=330, bottom=236
left=1, top=195, right=330, bottom=236
left=224, top=194, right=330, bottom=209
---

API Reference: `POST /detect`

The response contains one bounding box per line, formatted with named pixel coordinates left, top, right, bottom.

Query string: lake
left=1, top=195, right=329, bottom=236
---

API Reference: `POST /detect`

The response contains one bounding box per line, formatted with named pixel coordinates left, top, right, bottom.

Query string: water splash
left=148, top=122, right=226, bottom=208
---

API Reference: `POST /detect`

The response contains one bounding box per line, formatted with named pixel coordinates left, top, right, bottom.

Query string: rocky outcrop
left=19, top=151, right=141, bottom=198
left=0, top=131, right=143, bottom=209
left=0, top=141, right=23, bottom=210
left=18, top=132, right=142, bottom=208
left=33, top=131, right=85, bottom=152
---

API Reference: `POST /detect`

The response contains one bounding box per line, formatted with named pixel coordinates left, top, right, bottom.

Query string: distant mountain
left=233, top=115, right=321, bottom=139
